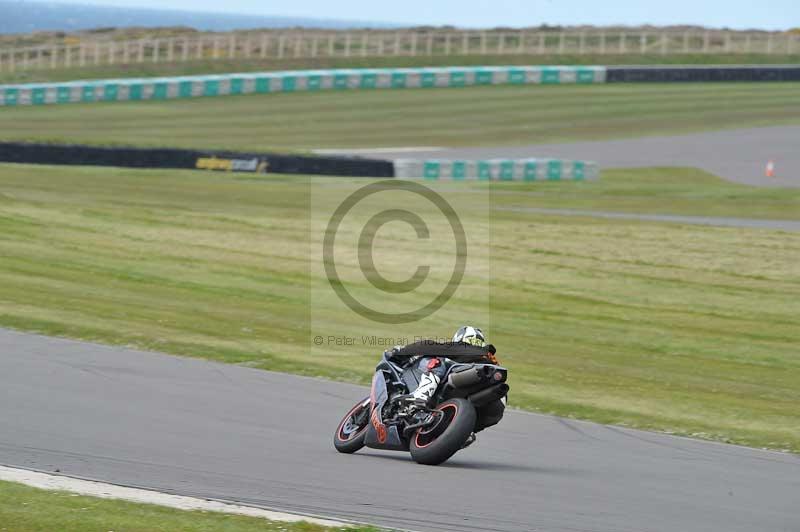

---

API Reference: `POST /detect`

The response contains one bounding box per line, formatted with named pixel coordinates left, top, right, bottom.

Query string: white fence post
left=8, top=29, right=795, bottom=73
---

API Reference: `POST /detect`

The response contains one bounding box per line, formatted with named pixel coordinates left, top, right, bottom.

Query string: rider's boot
left=399, top=372, right=440, bottom=408
left=412, top=372, right=440, bottom=402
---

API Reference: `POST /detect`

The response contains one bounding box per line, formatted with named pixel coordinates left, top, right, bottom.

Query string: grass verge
left=0, top=479, right=375, bottom=532
left=1, top=83, right=800, bottom=152
left=0, top=163, right=798, bottom=452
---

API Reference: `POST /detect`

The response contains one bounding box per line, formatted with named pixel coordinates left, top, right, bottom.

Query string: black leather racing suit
left=385, top=340, right=505, bottom=433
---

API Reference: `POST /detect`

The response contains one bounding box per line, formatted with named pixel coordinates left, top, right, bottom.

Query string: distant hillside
left=0, top=1, right=398, bottom=34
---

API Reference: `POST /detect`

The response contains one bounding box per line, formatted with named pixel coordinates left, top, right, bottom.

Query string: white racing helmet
left=452, top=325, right=486, bottom=347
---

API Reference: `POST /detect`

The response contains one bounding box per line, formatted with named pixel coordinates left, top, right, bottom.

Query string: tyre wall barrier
left=394, top=158, right=599, bottom=181
left=0, top=142, right=394, bottom=177
left=606, top=65, right=800, bottom=83
left=0, top=66, right=606, bottom=106
left=2, top=65, right=796, bottom=107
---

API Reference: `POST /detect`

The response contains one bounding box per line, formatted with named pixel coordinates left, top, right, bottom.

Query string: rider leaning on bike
left=384, top=325, right=506, bottom=437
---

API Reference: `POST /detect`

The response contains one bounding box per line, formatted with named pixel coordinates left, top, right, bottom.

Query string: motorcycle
left=333, top=351, right=509, bottom=465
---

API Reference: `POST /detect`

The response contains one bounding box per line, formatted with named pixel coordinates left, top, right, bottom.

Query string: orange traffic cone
left=765, top=160, right=775, bottom=178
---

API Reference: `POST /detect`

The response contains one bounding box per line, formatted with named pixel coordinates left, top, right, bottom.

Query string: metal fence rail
left=1, top=30, right=798, bottom=73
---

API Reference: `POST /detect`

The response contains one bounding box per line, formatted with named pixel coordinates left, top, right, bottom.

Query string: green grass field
left=0, top=162, right=798, bottom=452
left=0, top=479, right=375, bottom=532
left=2, top=83, right=800, bottom=152
left=3, top=53, right=800, bottom=84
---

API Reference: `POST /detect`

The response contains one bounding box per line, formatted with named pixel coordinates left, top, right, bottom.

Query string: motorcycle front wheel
left=333, top=397, right=370, bottom=454
left=409, top=398, right=476, bottom=465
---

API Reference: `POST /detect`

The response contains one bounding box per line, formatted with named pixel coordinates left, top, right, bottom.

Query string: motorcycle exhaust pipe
left=469, top=383, right=509, bottom=407
left=447, top=367, right=483, bottom=388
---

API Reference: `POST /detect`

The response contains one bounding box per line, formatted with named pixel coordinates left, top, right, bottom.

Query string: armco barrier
left=0, top=142, right=394, bottom=177
left=0, top=66, right=606, bottom=106
left=606, top=65, right=800, bottom=83
left=394, top=158, right=599, bottom=181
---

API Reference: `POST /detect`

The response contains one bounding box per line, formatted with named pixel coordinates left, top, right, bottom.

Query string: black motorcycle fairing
left=364, top=369, right=408, bottom=451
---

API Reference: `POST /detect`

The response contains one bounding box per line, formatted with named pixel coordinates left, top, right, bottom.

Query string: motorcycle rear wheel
left=333, top=397, right=370, bottom=454
left=409, top=398, right=476, bottom=465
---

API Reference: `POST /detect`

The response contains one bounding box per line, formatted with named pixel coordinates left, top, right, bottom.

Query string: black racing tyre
left=409, top=398, right=476, bottom=466
left=333, top=397, right=370, bottom=454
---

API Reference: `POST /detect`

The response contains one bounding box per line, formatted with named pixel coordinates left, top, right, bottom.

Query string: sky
left=37, top=0, right=800, bottom=30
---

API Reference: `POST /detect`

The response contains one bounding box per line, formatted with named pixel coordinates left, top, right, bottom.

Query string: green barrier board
left=542, top=68, right=561, bottom=84
left=449, top=71, right=466, bottom=87
left=524, top=161, right=538, bottom=181
left=31, top=87, right=46, bottom=105
left=423, top=161, right=441, bottom=179
left=56, top=86, right=71, bottom=103
left=547, top=160, right=563, bottom=180
left=103, top=84, right=118, bottom=101
left=81, top=85, right=95, bottom=102
left=179, top=80, right=193, bottom=98
left=152, top=82, right=168, bottom=100
left=203, top=80, right=218, bottom=96
left=391, top=72, right=407, bottom=88
left=255, top=77, right=270, bottom=93
left=421, top=72, right=436, bottom=88
left=128, top=83, right=143, bottom=100
left=452, top=161, right=466, bottom=179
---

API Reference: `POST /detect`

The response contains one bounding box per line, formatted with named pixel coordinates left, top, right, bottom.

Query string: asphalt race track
left=1, top=329, right=798, bottom=532
left=343, top=126, right=800, bottom=188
